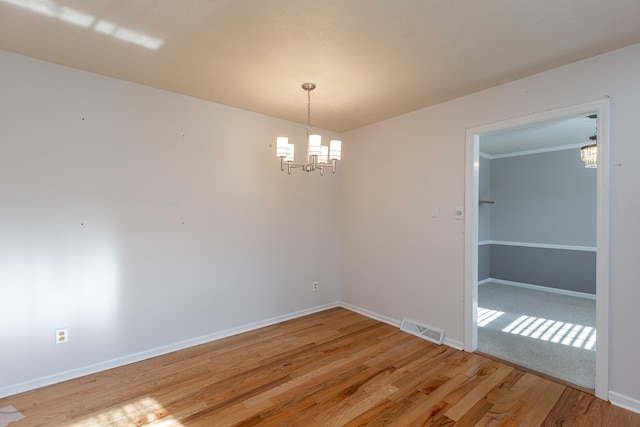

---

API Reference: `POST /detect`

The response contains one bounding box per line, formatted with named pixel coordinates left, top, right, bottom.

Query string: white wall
left=3, top=42, right=640, bottom=406
left=0, top=50, right=341, bottom=396
left=341, top=43, right=640, bottom=403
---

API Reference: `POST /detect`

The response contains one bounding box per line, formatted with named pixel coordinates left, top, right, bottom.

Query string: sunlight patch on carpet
left=502, top=315, right=596, bottom=350
left=477, top=307, right=505, bottom=327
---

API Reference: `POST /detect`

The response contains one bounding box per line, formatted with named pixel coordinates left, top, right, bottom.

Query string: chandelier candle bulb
left=276, top=137, right=289, bottom=157
left=308, top=134, right=322, bottom=157
left=329, top=140, right=342, bottom=160
left=318, top=145, right=329, bottom=164
left=285, top=144, right=295, bottom=163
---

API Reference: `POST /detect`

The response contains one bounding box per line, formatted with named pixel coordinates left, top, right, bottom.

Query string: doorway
left=463, top=99, right=610, bottom=400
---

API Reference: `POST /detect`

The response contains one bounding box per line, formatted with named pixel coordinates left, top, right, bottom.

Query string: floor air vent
left=400, top=318, right=444, bottom=345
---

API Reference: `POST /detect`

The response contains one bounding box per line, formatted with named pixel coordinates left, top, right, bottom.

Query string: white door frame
left=463, top=98, right=610, bottom=400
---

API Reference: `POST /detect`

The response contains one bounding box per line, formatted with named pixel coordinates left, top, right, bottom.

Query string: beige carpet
left=477, top=282, right=596, bottom=389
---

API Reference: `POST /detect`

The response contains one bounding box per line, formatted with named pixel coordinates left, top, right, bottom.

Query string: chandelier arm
left=285, top=162, right=304, bottom=168
left=283, top=161, right=336, bottom=174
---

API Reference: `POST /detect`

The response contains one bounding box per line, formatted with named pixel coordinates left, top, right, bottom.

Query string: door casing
left=463, top=98, right=610, bottom=400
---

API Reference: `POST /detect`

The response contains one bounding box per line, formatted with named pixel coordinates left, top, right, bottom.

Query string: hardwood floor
left=2, top=307, right=639, bottom=426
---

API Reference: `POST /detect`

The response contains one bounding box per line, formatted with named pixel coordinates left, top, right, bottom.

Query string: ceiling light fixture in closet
left=276, top=83, right=342, bottom=175
left=580, top=114, right=597, bottom=168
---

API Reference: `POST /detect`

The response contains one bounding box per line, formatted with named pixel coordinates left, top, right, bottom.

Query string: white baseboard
left=338, top=302, right=400, bottom=327
left=0, top=302, right=339, bottom=399
left=0, top=300, right=487, bottom=400
left=338, top=302, right=464, bottom=350
left=610, top=392, right=640, bottom=415
left=443, top=337, right=465, bottom=350
left=484, top=278, right=596, bottom=300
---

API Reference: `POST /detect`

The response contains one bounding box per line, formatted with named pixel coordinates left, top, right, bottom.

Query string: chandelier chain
left=307, top=86, right=312, bottom=131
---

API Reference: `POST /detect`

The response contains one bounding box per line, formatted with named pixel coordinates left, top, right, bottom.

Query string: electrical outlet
left=313, top=281, right=318, bottom=291
left=56, top=328, right=68, bottom=344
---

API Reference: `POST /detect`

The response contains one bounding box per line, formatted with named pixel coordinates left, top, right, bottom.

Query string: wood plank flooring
left=2, top=307, right=639, bottom=426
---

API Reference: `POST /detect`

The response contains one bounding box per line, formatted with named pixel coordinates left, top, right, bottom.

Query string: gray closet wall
left=478, top=147, right=596, bottom=294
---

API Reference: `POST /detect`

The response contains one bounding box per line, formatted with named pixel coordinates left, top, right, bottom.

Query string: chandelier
left=276, top=83, right=342, bottom=175
left=580, top=114, right=597, bottom=168
left=580, top=139, right=597, bottom=168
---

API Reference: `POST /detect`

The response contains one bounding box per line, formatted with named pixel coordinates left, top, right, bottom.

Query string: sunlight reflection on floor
left=70, top=397, right=183, bottom=427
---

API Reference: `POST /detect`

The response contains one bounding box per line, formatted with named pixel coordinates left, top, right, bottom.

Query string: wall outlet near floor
left=56, top=328, right=68, bottom=344
left=313, top=281, right=318, bottom=291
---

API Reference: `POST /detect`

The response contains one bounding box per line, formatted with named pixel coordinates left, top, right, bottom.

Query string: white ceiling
left=1, top=0, right=640, bottom=132
left=480, top=114, right=597, bottom=157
